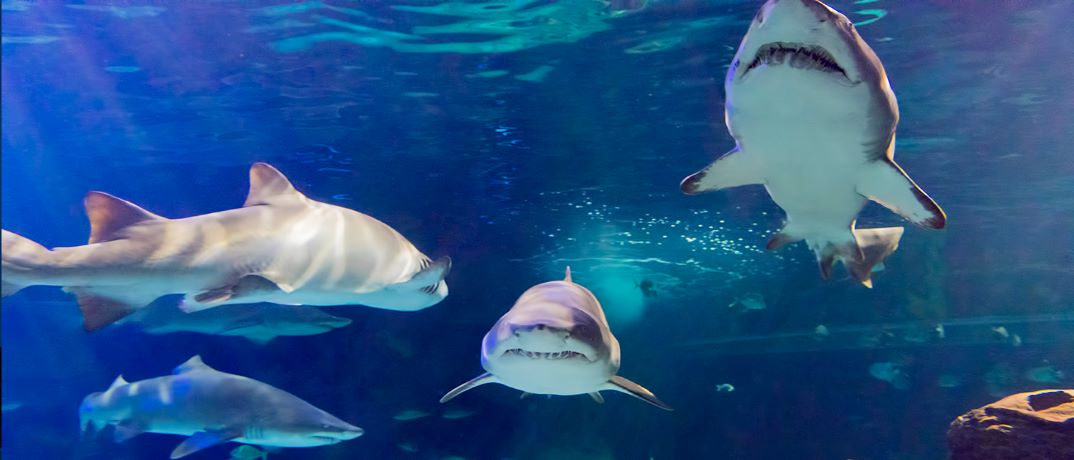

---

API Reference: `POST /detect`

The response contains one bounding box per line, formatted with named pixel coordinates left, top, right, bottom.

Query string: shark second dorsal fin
left=244, top=163, right=304, bottom=207
left=107, top=375, right=129, bottom=391
left=84, top=192, right=165, bottom=244
left=564, top=266, right=573, bottom=282
left=173, top=355, right=212, bottom=374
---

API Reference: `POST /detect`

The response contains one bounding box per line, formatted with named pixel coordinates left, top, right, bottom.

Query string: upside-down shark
left=679, top=0, right=946, bottom=287
left=2, top=163, right=451, bottom=330
left=440, top=267, right=671, bottom=410
left=80, top=355, right=363, bottom=458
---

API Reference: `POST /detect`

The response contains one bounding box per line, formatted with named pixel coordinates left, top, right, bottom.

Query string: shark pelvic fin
left=67, top=287, right=159, bottom=331
left=185, top=274, right=294, bottom=311
left=603, top=375, right=673, bottom=411
left=766, top=230, right=803, bottom=250
left=170, top=429, right=241, bottom=459
left=589, top=392, right=605, bottom=404
left=107, top=375, right=129, bottom=391
left=244, top=163, right=304, bottom=207
left=680, top=147, right=765, bottom=195
left=856, top=159, right=946, bottom=229
left=440, top=372, right=497, bottom=404
left=84, top=191, right=165, bottom=244
left=847, top=227, right=904, bottom=288
left=113, top=420, right=147, bottom=443
left=173, top=355, right=212, bottom=374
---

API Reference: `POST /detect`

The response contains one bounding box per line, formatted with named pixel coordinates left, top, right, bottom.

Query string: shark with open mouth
left=680, top=0, right=946, bottom=287
left=440, top=267, right=671, bottom=410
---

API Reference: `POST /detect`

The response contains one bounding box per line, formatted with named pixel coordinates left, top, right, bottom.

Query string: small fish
left=868, top=362, right=909, bottom=390
left=230, top=445, right=268, bottom=460
left=991, top=326, right=1010, bottom=340
left=715, top=383, right=735, bottom=393
left=397, top=442, right=419, bottom=453
left=934, top=323, right=945, bottom=340
left=936, top=374, right=963, bottom=388
left=728, top=292, right=766, bottom=311
left=812, top=324, right=830, bottom=341
left=392, top=409, right=431, bottom=421
left=635, top=279, right=658, bottom=298
left=1025, top=365, right=1065, bottom=384
left=2, top=401, right=23, bottom=412
left=440, top=407, right=476, bottom=420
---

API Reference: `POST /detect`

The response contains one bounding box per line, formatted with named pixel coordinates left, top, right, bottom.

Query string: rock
left=947, top=389, right=1074, bottom=460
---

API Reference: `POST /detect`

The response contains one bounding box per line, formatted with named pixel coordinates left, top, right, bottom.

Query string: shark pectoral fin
left=856, top=160, right=946, bottom=229
left=603, top=376, right=673, bottom=411
left=112, top=421, right=146, bottom=443
left=170, top=429, right=241, bottom=459
left=243, top=163, right=305, bottom=207
left=84, top=191, right=166, bottom=244
left=680, top=147, right=765, bottom=195
left=189, top=274, right=292, bottom=309
left=440, top=372, right=497, bottom=404
left=67, top=288, right=160, bottom=332
left=589, top=392, right=605, bottom=404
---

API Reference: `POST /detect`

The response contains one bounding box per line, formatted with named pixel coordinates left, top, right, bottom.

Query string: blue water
left=2, top=1, right=1073, bottom=459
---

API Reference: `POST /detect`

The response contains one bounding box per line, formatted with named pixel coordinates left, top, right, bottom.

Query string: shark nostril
left=537, top=324, right=545, bottom=330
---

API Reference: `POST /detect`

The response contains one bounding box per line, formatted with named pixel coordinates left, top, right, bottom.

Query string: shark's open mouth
left=744, top=42, right=848, bottom=79
left=504, top=349, right=587, bottom=360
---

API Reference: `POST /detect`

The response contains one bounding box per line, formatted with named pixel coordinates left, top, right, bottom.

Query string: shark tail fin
left=2, top=229, right=51, bottom=297
left=603, top=375, right=673, bottom=411
left=440, top=372, right=497, bottom=404
left=813, top=227, right=904, bottom=288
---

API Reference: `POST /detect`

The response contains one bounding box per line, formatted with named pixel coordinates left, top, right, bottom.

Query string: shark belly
left=729, top=67, right=874, bottom=239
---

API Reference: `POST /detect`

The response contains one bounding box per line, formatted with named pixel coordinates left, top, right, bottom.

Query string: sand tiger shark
left=79, top=355, right=363, bottom=458
left=440, top=267, right=671, bottom=410
left=129, top=302, right=353, bottom=345
left=1, top=163, right=451, bottom=330
left=679, top=0, right=946, bottom=287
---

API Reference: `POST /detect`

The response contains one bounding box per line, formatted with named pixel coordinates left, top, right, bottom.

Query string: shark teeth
left=744, top=42, right=848, bottom=78
left=504, top=349, right=585, bottom=360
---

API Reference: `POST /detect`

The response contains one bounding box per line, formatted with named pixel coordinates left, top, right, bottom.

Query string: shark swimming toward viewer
left=129, top=302, right=352, bottom=345
left=80, top=355, right=363, bottom=458
left=2, top=163, right=451, bottom=330
left=680, top=0, right=946, bottom=287
left=440, top=267, right=671, bottom=410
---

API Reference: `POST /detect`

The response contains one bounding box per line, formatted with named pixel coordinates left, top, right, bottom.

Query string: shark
left=129, top=302, right=352, bottom=345
left=79, top=355, right=363, bottom=458
left=679, top=0, right=946, bottom=287
left=1, top=162, right=451, bottom=331
left=440, top=267, right=671, bottom=410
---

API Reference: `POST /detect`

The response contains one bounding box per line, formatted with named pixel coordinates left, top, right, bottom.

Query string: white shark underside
left=1, top=163, right=450, bottom=330
left=440, top=267, right=671, bottom=410
left=680, top=0, right=945, bottom=287
left=80, top=356, right=363, bottom=458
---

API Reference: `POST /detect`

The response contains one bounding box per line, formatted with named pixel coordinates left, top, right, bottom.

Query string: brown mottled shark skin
left=680, top=0, right=946, bottom=287
left=79, top=355, right=363, bottom=458
left=2, top=163, right=451, bottom=330
left=440, top=267, right=671, bottom=410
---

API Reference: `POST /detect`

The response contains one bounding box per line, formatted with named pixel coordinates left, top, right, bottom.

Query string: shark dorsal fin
left=173, top=355, right=212, bottom=374
left=108, top=375, right=129, bottom=391
left=244, top=163, right=304, bottom=207
left=84, top=192, right=165, bottom=244
left=564, top=266, right=573, bottom=282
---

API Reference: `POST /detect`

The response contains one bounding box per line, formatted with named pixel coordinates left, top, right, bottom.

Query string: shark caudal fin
left=813, top=227, right=904, bottom=288
left=1, top=229, right=51, bottom=297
